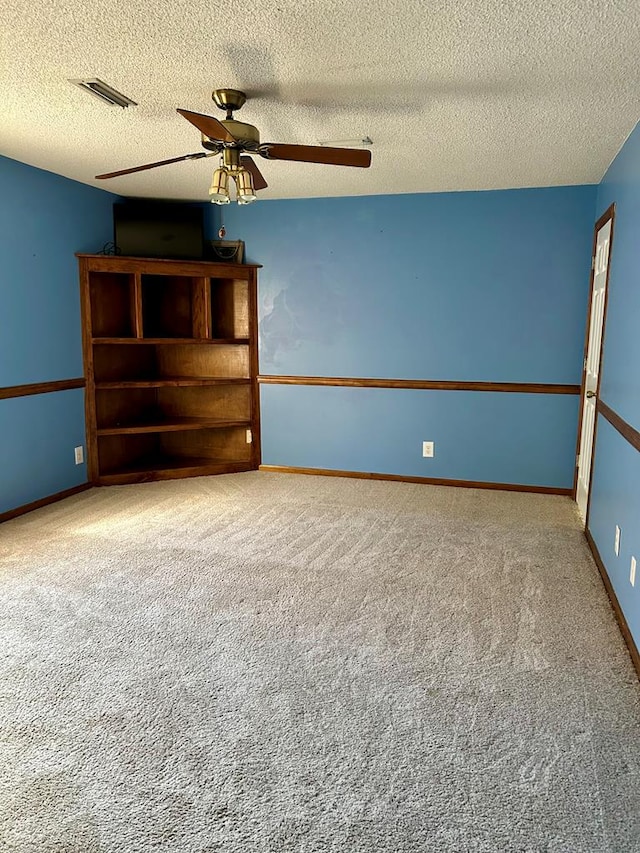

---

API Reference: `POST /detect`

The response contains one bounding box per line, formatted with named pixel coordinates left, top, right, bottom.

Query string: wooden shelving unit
left=77, top=254, right=261, bottom=485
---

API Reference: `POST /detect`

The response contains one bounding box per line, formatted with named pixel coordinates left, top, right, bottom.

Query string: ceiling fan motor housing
left=200, top=119, right=260, bottom=153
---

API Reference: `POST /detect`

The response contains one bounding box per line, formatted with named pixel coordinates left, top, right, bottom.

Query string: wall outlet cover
left=631, top=556, right=637, bottom=587
left=74, top=445, right=84, bottom=465
left=615, top=525, right=621, bottom=556
left=422, top=441, right=434, bottom=458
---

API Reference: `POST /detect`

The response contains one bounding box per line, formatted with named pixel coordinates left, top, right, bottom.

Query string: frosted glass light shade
left=209, top=168, right=230, bottom=204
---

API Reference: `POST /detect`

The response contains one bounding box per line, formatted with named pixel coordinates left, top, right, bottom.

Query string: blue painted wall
left=262, top=385, right=579, bottom=488
left=0, top=155, right=116, bottom=514
left=596, top=123, right=640, bottom=428
left=222, top=187, right=596, bottom=382
left=588, top=121, right=640, bottom=651
left=589, top=418, right=640, bottom=645
left=0, top=390, right=87, bottom=514
left=220, top=185, right=596, bottom=487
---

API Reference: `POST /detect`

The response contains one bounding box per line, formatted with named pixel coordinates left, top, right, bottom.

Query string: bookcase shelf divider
left=131, top=273, right=144, bottom=338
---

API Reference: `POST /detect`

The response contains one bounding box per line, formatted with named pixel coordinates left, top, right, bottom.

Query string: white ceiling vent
left=319, top=136, right=373, bottom=148
left=69, top=78, right=137, bottom=108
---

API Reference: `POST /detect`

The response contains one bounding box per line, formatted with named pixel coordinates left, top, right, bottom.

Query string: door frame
left=572, top=203, right=616, bottom=524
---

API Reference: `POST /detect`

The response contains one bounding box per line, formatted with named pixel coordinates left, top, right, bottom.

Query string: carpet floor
left=1, top=472, right=639, bottom=852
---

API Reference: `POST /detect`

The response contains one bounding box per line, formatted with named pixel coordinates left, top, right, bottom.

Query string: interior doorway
left=575, top=204, right=615, bottom=523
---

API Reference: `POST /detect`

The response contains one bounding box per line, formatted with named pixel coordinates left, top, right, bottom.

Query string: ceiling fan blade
left=261, top=143, right=371, bottom=168
left=177, top=108, right=237, bottom=143
left=240, top=155, right=268, bottom=190
left=96, top=152, right=208, bottom=179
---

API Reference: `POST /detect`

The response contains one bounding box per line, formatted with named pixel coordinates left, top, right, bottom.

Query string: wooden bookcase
left=77, top=254, right=261, bottom=485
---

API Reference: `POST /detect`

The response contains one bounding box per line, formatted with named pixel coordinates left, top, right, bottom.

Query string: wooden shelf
left=97, top=417, right=251, bottom=436
left=96, top=378, right=251, bottom=389
left=98, top=456, right=255, bottom=485
left=79, top=254, right=260, bottom=485
left=92, top=337, right=250, bottom=345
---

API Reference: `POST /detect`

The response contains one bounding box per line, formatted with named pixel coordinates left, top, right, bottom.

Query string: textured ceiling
left=2, top=0, right=640, bottom=201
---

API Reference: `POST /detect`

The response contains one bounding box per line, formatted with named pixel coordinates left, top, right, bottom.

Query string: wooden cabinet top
left=76, top=254, right=261, bottom=277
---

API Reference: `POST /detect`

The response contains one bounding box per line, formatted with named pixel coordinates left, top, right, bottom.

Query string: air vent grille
left=69, top=78, right=137, bottom=108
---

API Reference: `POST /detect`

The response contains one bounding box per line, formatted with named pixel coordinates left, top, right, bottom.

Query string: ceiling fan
left=96, top=88, right=372, bottom=203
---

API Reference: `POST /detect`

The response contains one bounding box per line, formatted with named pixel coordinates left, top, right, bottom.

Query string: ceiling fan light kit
left=209, top=164, right=257, bottom=205
left=96, top=88, right=372, bottom=203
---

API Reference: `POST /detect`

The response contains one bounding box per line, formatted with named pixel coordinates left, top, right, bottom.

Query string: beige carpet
left=1, top=472, right=639, bottom=852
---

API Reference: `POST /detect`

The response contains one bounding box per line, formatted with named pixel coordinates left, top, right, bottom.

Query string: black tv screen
left=114, top=202, right=204, bottom=260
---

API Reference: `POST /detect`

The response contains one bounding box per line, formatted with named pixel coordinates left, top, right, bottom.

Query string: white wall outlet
left=630, top=556, right=637, bottom=587
left=245, top=429, right=253, bottom=444
left=74, top=445, right=84, bottom=465
left=422, top=441, right=434, bottom=458
left=614, top=525, right=621, bottom=556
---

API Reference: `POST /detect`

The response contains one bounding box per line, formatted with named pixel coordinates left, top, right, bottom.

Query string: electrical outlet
left=614, top=525, right=621, bottom=556
left=245, top=429, right=252, bottom=444
left=422, top=441, right=434, bottom=458
left=74, top=445, right=84, bottom=465
left=631, top=556, right=637, bottom=587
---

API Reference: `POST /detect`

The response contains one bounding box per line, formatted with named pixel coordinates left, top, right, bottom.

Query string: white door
left=576, top=216, right=612, bottom=522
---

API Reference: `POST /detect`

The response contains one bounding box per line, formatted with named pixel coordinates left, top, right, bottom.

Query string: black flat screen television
left=113, top=202, right=205, bottom=260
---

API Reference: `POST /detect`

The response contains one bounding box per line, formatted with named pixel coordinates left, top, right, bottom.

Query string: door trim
left=572, top=204, right=615, bottom=521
